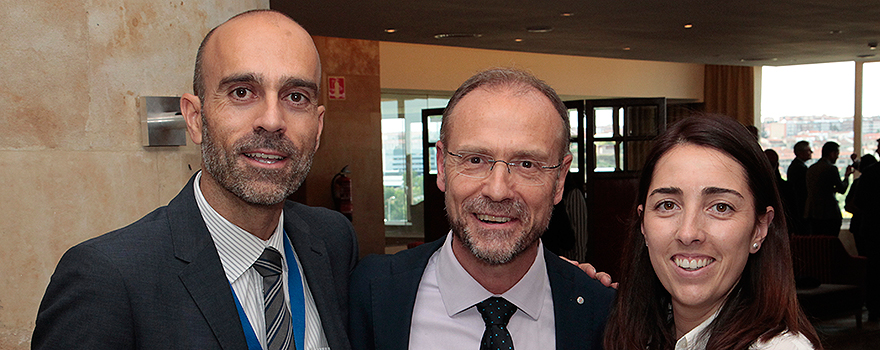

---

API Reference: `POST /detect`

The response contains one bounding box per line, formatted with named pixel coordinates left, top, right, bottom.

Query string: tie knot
left=254, top=247, right=283, bottom=277
left=476, top=297, right=517, bottom=326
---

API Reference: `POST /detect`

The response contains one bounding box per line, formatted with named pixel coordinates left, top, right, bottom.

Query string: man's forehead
left=216, top=11, right=302, bottom=35
left=446, top=88, right=559, bottom=151
left=450, top=86, right=556, bottom=125
left=203, top=13, right=320, bottom=81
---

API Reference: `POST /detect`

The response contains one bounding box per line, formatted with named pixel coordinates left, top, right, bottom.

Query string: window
left=567, top=107, right=580, bottom=174
left=760, top=62, right=856, bottom=225
left=381, top=93, right=450, bottom=231
left=584, top=99, right=666, bottom=174
left=862, top=62, right=880, bottom=155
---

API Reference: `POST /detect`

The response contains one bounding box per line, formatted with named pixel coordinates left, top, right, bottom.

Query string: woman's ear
left=638, top=204, right=646, bottom=243
left=751, top=206, right=774, bottom=253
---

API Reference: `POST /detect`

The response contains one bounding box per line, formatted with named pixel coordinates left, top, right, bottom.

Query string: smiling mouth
left=674, top=257, right=715, bottom=271
left=244, top=152, right=285, bottom=164
left=476, top=214, right=512, bottom=224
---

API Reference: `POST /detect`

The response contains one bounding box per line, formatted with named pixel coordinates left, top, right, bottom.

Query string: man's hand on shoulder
left=559, top=256, right=618, bottom=289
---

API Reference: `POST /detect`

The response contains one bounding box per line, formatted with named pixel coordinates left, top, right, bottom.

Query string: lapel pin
left=576, top=296, right=584, bottom=304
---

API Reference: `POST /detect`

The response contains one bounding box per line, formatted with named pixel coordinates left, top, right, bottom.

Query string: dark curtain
left=704, top=64, right=755, bottom=126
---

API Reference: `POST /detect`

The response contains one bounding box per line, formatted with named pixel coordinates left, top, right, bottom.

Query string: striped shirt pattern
left=193, top=172, right=328, bottom=349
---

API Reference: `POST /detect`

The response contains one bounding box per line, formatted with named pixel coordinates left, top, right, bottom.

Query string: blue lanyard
left=283, top=232, right=307, bottom=350
left=230, top=231, right=307, bottom=350
left=231, top=289, right=262, bottom=350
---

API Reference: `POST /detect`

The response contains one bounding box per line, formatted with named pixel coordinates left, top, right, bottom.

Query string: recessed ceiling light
left=623, top=47, right=631, bottom=51
left=384, top=28, right=396, bottom=34
left=684, top=23, right=693, bottom=29
left=560, top=12, right=574, bottom=17
left=434, top=33, right=483, bottom=39
left=515, top=38, right=524, bottom=42
left=526, top=26, right=553, bottom=33
left=829, top=30, right=843, bottom=35
left=869, top=42, right=877, bottom=50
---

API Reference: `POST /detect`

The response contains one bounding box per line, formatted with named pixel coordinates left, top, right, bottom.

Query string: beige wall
left=380, top=41, right=705, bottom=101
left=0, top=1, right=267, bottom=348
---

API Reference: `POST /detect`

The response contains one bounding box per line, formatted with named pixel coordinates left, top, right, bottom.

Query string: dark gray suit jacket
left=805, top=158, right=848, bottom=220
left=348, top=237, right=615, bottom=350
left=33, top=174, right=358, bottom=350
left=787, top=158, right=809, bottom=217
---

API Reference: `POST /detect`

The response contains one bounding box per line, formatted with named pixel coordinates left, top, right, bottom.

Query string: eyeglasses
left=444, top=149, right=562, bottom=186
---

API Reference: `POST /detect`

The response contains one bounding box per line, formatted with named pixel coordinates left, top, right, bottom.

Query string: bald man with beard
left=33, top=10, right=357, bottom=350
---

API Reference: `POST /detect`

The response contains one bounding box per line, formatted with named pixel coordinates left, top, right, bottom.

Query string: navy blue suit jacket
left=33, top=174, right=358, bottom=350
left=348, top=237, right=615, bottom=350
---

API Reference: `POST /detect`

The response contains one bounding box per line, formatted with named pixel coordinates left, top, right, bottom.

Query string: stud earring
left=752, top=242, right=760, bottom=250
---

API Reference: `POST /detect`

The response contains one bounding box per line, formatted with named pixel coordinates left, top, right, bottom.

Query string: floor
left=814, top=309, right=880, bottom=349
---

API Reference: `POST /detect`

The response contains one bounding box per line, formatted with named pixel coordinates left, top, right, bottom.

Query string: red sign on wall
left=328, top=76, right=345, bottom=100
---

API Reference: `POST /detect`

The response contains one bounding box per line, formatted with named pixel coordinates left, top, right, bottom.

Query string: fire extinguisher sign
left=328, top=76, right=345, bottom=100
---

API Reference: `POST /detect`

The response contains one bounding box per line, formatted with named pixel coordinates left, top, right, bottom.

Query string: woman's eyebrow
left=648, top=187, right=681, bottom=197
left=703, top=186, right=744, bottom=199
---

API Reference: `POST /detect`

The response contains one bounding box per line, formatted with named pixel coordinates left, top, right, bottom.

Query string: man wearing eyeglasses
left=348, top=68, right=615, bottom=350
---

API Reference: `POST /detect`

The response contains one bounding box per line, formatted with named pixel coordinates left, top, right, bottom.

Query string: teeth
left=476, top=214, right=511, bottom=223
left=245, top=152, right=284, bottom=164
left=674, top=257, right=714, bottom=271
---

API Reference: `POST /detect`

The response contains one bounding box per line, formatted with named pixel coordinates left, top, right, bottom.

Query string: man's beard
left=200, top=113, right=314, bottom=205
left=448, top=195, right=554, bottom=265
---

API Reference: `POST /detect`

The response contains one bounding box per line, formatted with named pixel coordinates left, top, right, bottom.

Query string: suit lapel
left=546, top=249, right=604, bottom=350
left=548, top=257, right=578, bottom=350
left=373, top=239, right=444, bottom=350
left=171, top=174, right=248, bottom=350
left=544, top=248, right=611, bottom=350
left=284, top=206, right=348, bottom=348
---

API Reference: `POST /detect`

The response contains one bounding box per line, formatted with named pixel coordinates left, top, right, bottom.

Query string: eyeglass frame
left=442, top=148, right=564, bottom=185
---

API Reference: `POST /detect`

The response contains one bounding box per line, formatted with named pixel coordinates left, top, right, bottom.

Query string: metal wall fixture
left=139, top=96, right=186, bottom=147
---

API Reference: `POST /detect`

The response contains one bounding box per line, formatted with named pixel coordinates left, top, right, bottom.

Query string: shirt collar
left=674, top=309, right=718, bottom=350
left=193, top=171, right=286, bottom=283
left=436, top=232, right=549, bottom=320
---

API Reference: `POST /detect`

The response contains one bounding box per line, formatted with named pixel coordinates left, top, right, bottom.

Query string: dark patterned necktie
left=253, top=248, right=294, bottom=350
left=476, top=297, right=517, bottom=350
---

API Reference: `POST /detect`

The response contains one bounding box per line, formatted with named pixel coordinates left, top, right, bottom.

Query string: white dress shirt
left=674, top=311, right=714, bottom=350
left=675, top=310, right=814, bottom=350
left=193, top=172, right=329, bottom=350
left=409, top=233, right=556, bottom=349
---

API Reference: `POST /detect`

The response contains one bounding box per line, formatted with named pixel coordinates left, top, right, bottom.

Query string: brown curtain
left=703, top=65, right=754, bottom=126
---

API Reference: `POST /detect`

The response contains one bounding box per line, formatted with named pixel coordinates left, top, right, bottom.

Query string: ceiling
left=271, top=0, right=880, bottom=67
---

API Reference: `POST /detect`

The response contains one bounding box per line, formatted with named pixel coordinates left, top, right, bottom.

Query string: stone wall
left=0, top=1, right=266, bottom=347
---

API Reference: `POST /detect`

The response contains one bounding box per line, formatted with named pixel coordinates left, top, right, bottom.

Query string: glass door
left=585, top=98, right=666, bottom=174
left=421, top=107, right=447, bottom=243
left=581, top=98, right=666, bottom=276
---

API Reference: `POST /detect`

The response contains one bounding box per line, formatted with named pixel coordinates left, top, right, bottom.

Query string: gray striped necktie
left=253, top=247, right=294, bottom=350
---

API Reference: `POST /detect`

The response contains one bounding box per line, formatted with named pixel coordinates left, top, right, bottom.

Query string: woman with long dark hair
left=603, top=115, right=821, bottom=349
